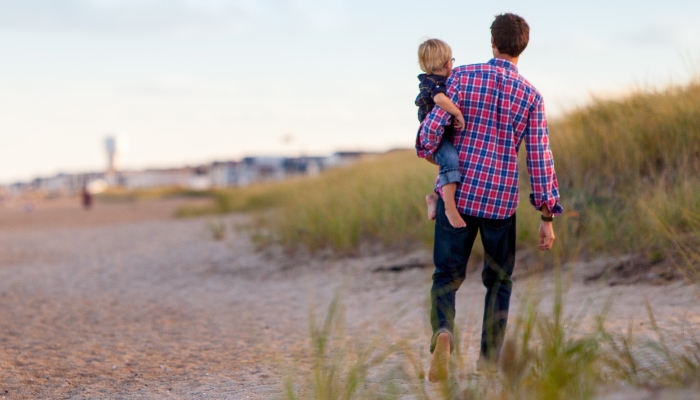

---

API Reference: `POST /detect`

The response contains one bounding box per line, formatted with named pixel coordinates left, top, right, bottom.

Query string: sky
left=1, top=0, right=699, bottom=183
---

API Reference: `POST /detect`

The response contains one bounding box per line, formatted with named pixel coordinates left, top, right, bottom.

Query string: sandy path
left=0, top=198, right=699, bottom=399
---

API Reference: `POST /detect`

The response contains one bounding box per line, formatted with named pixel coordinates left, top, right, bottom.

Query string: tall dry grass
left=551, top=80, right=700, bottom=195
left=546, top=79, right=700, bottom=257
left=177, top=79, right=700, bottom=260
left=177, top=151, right=559, bottom=255
left=179, top=151, right=439, bottom=253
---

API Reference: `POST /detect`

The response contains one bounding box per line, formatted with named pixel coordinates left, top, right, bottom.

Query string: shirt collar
left=488, top=58, right=518, bottom=73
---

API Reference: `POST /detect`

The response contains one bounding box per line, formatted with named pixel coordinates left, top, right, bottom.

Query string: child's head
left=418, top=39, right=453, bottom=76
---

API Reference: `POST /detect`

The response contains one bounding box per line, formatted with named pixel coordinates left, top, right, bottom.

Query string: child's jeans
left=432, top=137, right=461, bottom=187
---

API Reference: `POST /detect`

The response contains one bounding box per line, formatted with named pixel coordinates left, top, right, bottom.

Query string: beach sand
left=0, top=197, right=698, bottom=399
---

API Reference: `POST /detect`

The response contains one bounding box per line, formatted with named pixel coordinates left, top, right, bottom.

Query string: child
left=416, top=39, right=466, bottom=228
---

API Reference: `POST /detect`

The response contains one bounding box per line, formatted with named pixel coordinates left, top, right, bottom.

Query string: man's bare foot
left=428, top=332, right=450, bottom=382
left=426, top=194, right=438, bottom=220
left=445, top=206, right=467, bottom=228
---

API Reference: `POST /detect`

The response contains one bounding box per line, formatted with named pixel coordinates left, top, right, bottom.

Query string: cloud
left=0, top=0, right=351, bottom=35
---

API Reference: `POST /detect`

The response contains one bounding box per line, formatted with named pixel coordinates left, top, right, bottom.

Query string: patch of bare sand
left=0, top=196, right=210, bottom=231
left=0, top=198, right=699, bottom=399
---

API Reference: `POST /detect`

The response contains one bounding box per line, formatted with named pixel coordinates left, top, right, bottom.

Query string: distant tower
left=104, top=134, right=129, bottom=184
left=105, top=136, right=118, bottom=175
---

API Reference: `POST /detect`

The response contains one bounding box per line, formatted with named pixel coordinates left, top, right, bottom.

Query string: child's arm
left=434, top=93, right=465, bottom=130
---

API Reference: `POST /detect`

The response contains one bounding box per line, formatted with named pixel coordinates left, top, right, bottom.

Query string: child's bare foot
left=425, top=194, right=438, bottom=220
left=445, top=206, right=466, bottom=228
left=428, top=332, right=450, bottom=382
left=441, top=183, right=466, bottom=228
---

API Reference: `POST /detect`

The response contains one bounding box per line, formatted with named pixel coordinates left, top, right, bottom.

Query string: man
left=416, top=13, right=562, bottom=381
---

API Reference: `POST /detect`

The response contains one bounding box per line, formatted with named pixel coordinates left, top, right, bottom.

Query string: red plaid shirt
left=416, top=58, right=563, bottom=219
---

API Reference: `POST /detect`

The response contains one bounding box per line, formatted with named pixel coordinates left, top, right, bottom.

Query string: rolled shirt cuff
left=530, top=193, right=563, bottom=216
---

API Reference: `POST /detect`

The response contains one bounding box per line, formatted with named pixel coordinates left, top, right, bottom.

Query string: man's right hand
left=538, top=221, right=555, bottom=251
left=454, top=114, right=465, bottom=131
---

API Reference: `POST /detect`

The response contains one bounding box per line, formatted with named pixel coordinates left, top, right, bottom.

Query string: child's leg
left=432, top=139, right=466, bottom=228
left=441, top=182, right=465, bottom=228
left=420, top=132, right=440, bottom=220
left=426, top=193, right=438, bottom=220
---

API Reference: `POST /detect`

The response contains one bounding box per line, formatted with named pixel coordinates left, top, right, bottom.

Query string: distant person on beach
left=415, top=39, right=467, bottom=229
left=82, top=185, right=93, bottom=210
left=416, top=13, right=562, bottom=380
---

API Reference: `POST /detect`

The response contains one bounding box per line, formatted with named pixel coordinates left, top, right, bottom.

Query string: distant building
left=242, top=157, right=286, bottom=183
left=284, top=156, right=325, bottom=176
left=121, top=167, right=208, bottom=190
left=210, top=156, right=328, bottom=187
left=210, top=161, right=244, bottom=187
left=1, top=150, right=380, bottom=198
left=324, top=151, right=378, bottom=168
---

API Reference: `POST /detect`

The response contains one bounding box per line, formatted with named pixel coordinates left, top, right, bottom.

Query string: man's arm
left=524, top=97, right=562, bottom=251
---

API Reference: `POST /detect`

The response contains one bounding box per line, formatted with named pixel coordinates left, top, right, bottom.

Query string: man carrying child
left=416, top=13, right=562, bottom=380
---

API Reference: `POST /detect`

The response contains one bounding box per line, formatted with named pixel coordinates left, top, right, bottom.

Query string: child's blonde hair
left=418, top=39, right=452, bottom=74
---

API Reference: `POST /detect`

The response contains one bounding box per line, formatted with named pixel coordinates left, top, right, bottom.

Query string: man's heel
left=428, top=332, right=450, bottom=382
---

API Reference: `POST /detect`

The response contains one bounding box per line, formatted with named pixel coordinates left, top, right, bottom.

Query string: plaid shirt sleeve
left=415, top=75, right=458, bottom=158
left=525, top=98, right=563, bottom=216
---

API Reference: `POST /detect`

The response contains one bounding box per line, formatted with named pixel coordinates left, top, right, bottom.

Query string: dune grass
left=178, top=151, right=439, bottom=254
left=177, top=79, right=700, bottom=261
left=176, top=151, right=553, bottom=255
left=550, top=80, right=700, bottom=196
left=545, top=78, right=700, bottom=258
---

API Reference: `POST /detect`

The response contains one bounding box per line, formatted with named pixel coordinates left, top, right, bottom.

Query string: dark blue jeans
left=430, top=197, right=516, bottom=361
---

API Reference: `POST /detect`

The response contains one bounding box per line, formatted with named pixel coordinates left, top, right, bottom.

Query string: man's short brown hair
left=490, top=13, right=529, bottom=58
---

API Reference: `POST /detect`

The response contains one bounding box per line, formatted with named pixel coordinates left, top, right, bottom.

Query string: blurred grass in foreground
left=178, top=79, right=700, bottom=259
left=285, top=262, right=700, bottom=400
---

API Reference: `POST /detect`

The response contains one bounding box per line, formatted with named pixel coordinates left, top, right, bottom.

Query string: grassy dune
left=548, top=79, right=700, bottom=257
left=179, top=79, right=700, bottom=261
left=177, top=151, right=557, bottom=255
